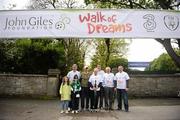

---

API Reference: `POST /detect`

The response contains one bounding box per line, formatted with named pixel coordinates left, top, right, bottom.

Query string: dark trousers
left=117, top=89, right=129, bottom=111
left=104, top=87, right=114, bottom=109
left=81, top=87, right=89, bottom=109
left=90, top=90, right=100, bottom=109
left=99, top=87, right=104, bottom=108
left=71, top=92, right=79, bottom=110
left=68, top=98, right=72, bottom=109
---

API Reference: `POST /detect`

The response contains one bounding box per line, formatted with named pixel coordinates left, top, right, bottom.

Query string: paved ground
left=0, top=98, right=180, bottom=120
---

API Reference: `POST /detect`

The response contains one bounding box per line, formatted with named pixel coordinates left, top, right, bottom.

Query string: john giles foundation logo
left=2, top=15, right=71, bottom=31
left=3, top=16, right=53, bottom=30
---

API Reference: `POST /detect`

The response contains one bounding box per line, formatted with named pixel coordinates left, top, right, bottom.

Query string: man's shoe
left=105, top=107, right=108, bottom=110
left=125, top=109, right=129, bottom=112
left=85, top=108, right=89, bottom=111
left=80, top=108, right=84, bottom=112
left=117, top=108, right=122, bottom=111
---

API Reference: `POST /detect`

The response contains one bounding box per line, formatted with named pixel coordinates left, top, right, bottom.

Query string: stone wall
left=0, top=74, right=180, bottom=98
left=0, top=74, right=59, bottom=97
left=129, top=74, right=180, bottom=97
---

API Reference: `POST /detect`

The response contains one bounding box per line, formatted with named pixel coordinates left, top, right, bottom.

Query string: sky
left=0, top=0, right=29, bottom=9
left=0, top=0, right=166, bottom=68
left=127, top=39, right=165, bottom=62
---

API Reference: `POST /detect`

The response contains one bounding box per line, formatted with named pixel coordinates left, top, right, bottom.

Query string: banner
left=0, top=9, right=180, bottom=38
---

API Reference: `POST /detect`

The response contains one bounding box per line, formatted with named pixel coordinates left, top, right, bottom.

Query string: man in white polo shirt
left=67, top=64, right=81, bottom=82
left=114, top=65, right=130, bottom=112
left=67, top=64, right=81, bottom=110
left=103, top=67, right=115, bottom=110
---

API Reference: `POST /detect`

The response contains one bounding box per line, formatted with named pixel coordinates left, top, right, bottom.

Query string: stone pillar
left=47, top=69, right=60, bottom=97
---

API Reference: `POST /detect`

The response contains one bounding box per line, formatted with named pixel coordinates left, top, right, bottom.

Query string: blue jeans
left=117, top=89, right=129, bottom=111
left=61, top=100, right=69, bottom=111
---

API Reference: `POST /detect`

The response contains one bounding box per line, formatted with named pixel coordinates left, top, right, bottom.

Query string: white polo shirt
left=114, top=71, right=130, bottom=89
left=103, top=73, right=115, bottom=88
left=89, top=74, right=102, bottom=87
left=67, top=70, right=81, bottom=81
left=97, top=70, right=105, bottom=86
left=97, top=70, right=105, bottom=77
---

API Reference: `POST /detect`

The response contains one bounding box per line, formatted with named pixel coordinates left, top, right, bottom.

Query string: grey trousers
left=104, top=87, right=114, bottom=109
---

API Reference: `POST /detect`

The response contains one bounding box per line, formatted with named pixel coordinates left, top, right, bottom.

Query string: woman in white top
left=88, top=68, right=102, bottom=112
left=103, top=67, right=115, bottom=110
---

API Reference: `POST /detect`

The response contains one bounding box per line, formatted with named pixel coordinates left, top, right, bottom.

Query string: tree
left=0, top=40, right=16, bottom=73
left=85, top=0, right=180, bottom=68
left=90, top=38, right=129, bottom=69
left=59, top=38, right=87, bottom=71
left=28, top=0, right=88, bottom=71
left=146, top=52, right=180, bottom=71
left=108, top=57, right=128, bottom=69
left=28, top=0, right=82, bottom=9
left=0, top=39, right=66, bottom=74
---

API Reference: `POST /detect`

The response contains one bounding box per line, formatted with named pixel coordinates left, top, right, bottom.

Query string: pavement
left=0, top=98, right=180, bottom=120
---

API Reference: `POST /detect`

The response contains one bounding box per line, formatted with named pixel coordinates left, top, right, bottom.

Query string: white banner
left=0, top=9, right=180, bottom=38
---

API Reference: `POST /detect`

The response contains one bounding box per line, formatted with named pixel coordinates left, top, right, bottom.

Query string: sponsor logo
left=164, top=15, right=179, bottom=31
left=143, top=14, right=156, bottom=32
left=3, top=16, right=53, bottom=30
left=55, top=16, right=71, bottom=30
left=2, top=15, right=71, bottom=31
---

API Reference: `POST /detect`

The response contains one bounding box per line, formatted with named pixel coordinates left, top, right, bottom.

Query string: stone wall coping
left=0, top=74, right=48, bottom=77
left=130, top=74, right=180, bottom=77
left=0, top=73, right=180, bottom=78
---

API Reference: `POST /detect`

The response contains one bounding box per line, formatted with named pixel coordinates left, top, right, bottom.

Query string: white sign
left=0, top=9, right=180, bottom=38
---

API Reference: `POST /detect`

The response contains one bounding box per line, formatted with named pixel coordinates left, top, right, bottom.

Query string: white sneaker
left=68, top=107, right=71, bottom=111
left=75, top=110, right=79, bottom=114
left=65, top=110, right=69, bottom=114
left=60, top=110, right=64, bottom=114
left=71, top=110, right=74, bottom=113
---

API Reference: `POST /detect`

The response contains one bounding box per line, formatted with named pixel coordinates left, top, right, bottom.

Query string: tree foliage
left=0, top=39, right=65, bottom=74
left=108, top=57, right=128, bottom=69
left=146, top=52, right=180, bottom=71
left=90, top=38, right=129, bottom=69
left=59, top=38, right=87, bottom=71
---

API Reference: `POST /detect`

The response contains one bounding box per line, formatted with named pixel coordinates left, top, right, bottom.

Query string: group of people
left=59, top=64, right=130, bottom=114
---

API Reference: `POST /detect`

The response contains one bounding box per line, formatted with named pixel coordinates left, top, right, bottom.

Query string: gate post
left=47, top=69, right=60, bottom=97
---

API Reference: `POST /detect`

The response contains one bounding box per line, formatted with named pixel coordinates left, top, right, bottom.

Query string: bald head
left=105, top=67, right=111, bottom=73
left=94, top=68, right=99, bottom=75
left=97, top=65, right=101, bottom=70
left=118, top=66, right=124, bottom=72
left=72, top=64, right=78, bottom=71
